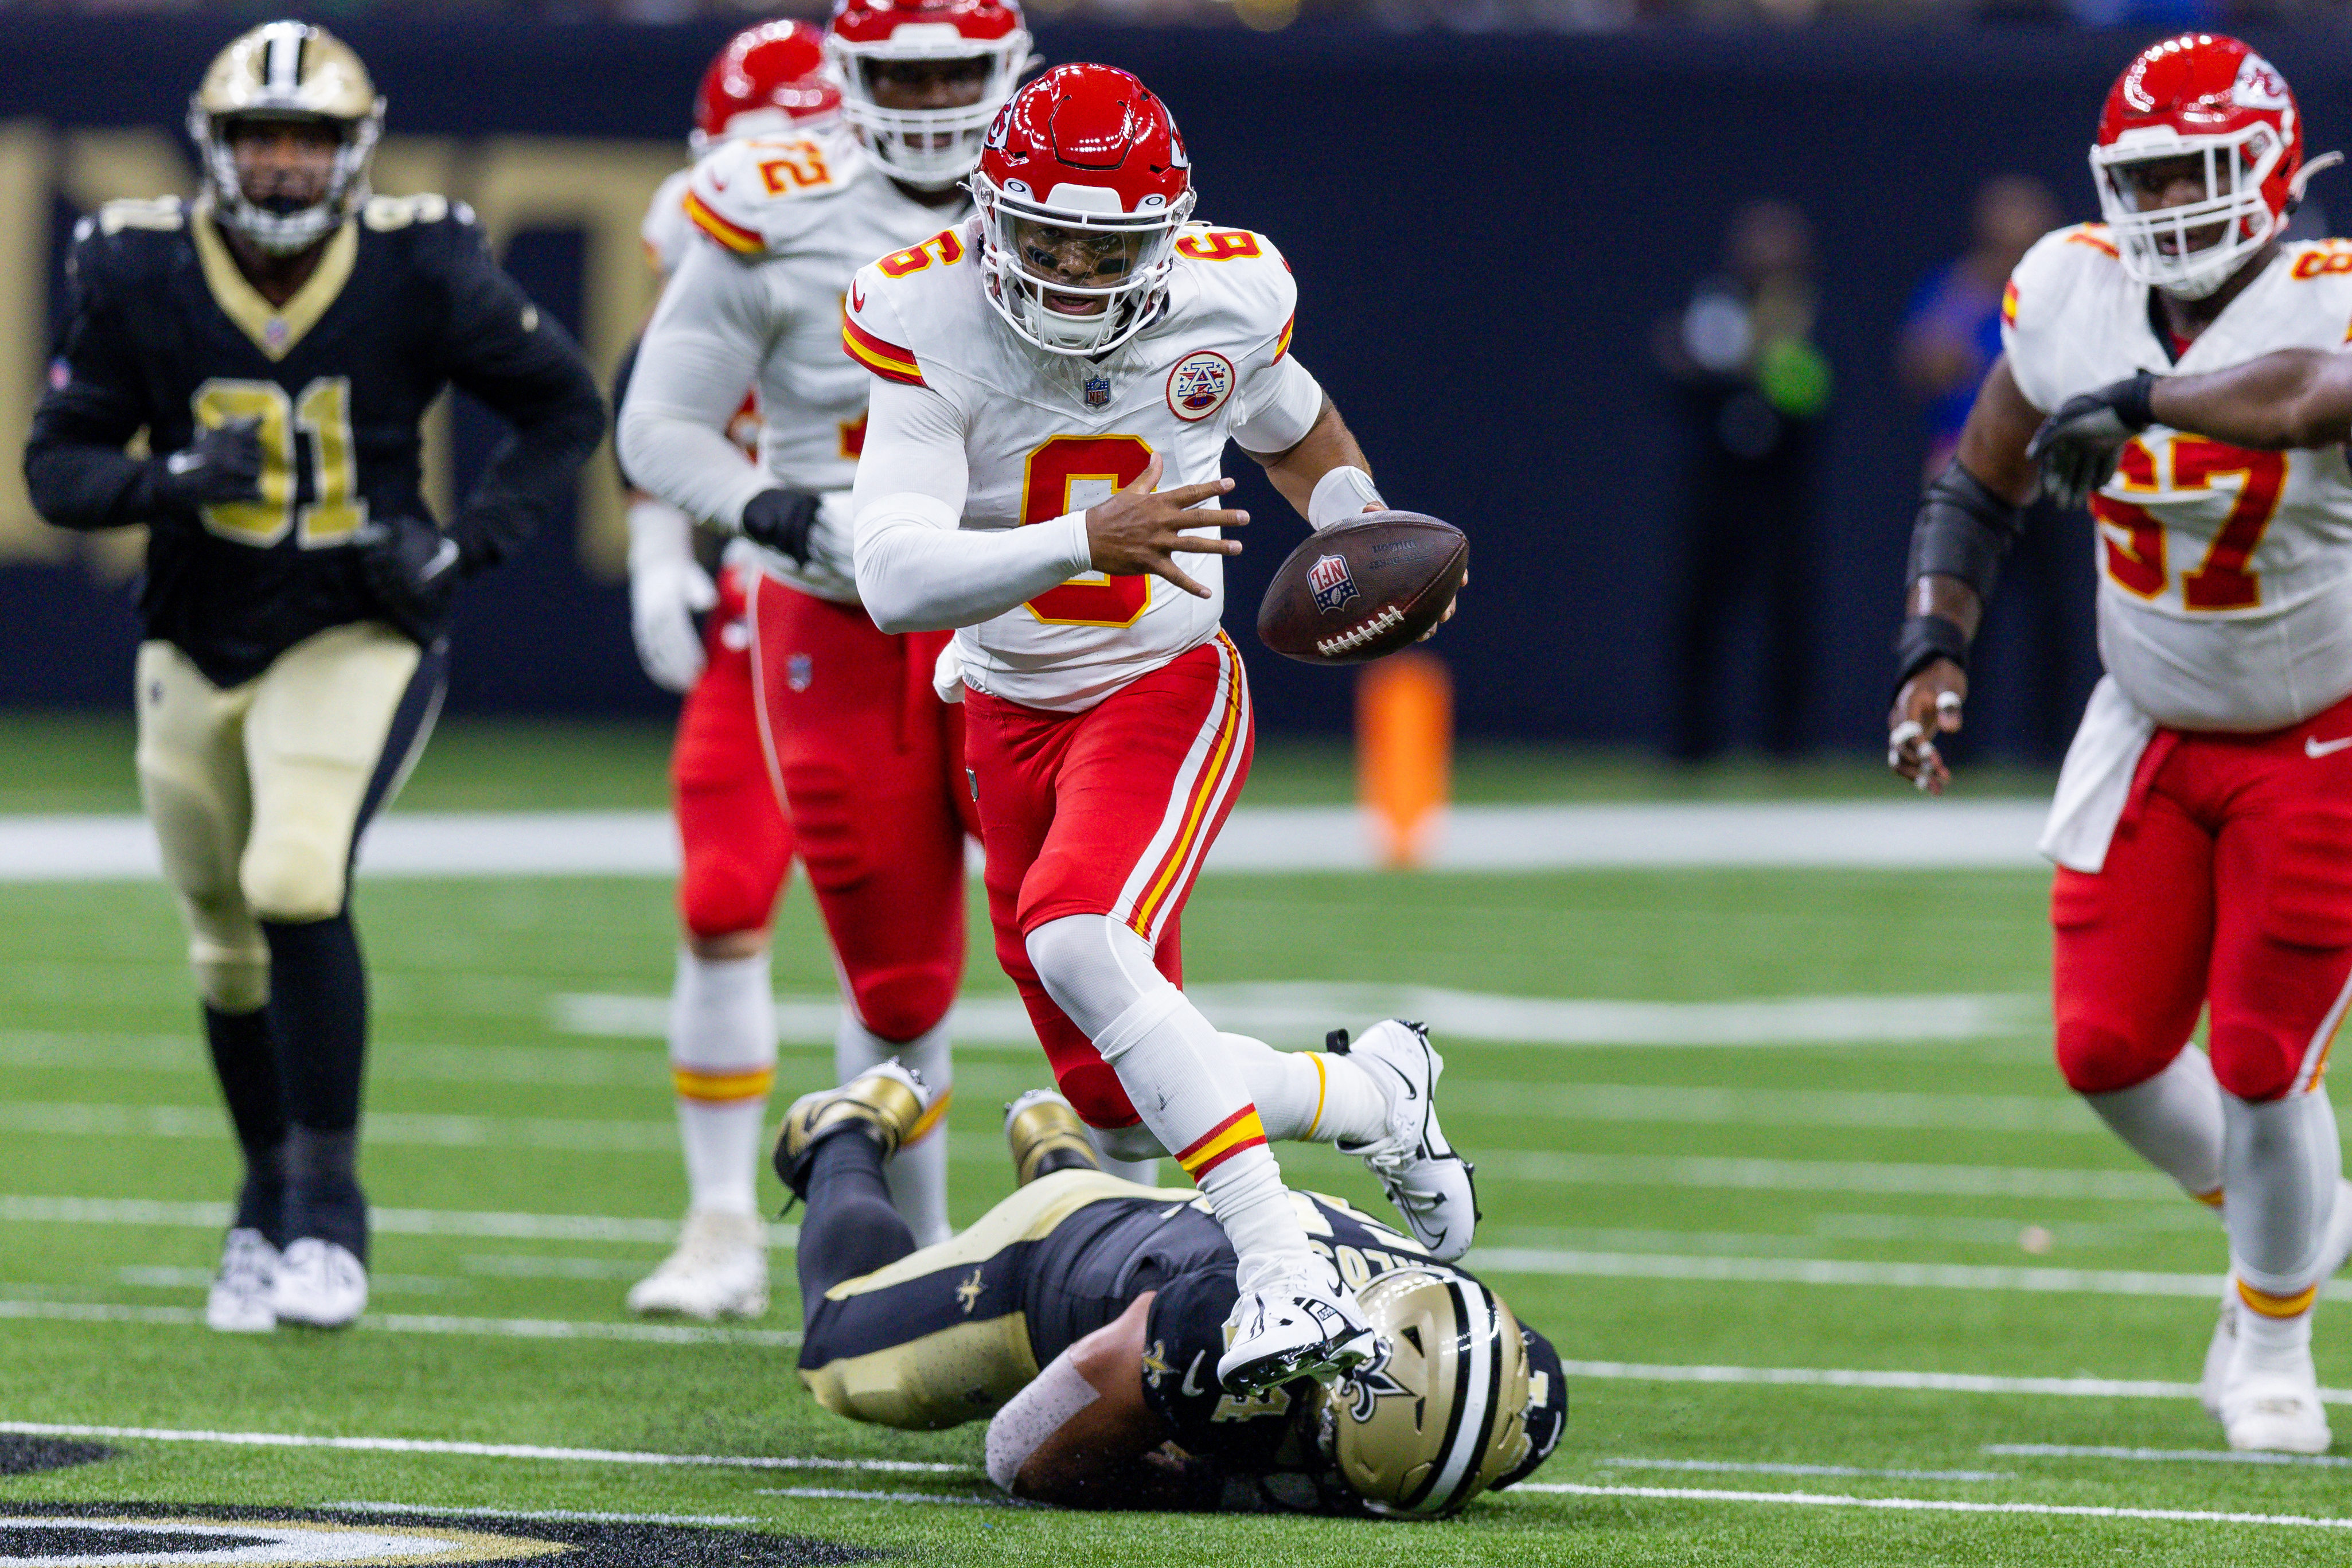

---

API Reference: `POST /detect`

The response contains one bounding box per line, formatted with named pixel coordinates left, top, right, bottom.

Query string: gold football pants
left=135, top=622, right=435, bottom=1011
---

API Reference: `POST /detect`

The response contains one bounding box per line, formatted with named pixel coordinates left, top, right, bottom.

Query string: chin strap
left=2291, top=150, right=2345, bottom=207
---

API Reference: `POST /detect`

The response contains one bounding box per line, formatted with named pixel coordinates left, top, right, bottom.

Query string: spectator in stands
left=1898, top=173, right=2090, bottom=762
left=1657, top=198, right=1832, bottom=762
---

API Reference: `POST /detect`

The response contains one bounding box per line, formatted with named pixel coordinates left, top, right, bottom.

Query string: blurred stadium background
left=11, top=10, right=2347, bottom=763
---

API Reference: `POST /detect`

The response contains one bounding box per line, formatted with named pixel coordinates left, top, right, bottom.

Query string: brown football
left=1255, top=510, right=1468, bottom=665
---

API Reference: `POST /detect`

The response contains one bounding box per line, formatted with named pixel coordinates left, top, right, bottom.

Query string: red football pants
left=750, top=575, right=974, bottom=1044
left=2053, top=689, right=2352, bottom=1104
left=672, top=562, right=793, bottom=940
left=962, top=632, right=1254, bottom=1128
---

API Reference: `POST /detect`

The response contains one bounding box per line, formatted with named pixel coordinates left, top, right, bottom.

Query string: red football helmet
left=692, top=20, right=841, bottom=153
left=825, top=0, right=1033, bottom=190
left=972, top=64, right=1196, bottom=356
left=2090, top=34, right=2333, bottom=298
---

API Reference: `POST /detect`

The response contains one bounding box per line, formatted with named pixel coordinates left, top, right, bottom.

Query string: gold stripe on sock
left=1306, top=1053, right=1329, bottom=1141
left=2236, top=1278, right=2319, bottom=1319
left=672, top=1066, right=774, bottom=1104
left=2194, top=1187, right=2226, bottom=1209
left=904, top=1087, right=953, bottom=1145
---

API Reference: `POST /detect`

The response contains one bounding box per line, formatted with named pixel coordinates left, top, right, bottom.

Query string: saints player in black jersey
left=21, top=21, right=604, bottom=1333
left=775, top=1057, right=1566, bottom=1515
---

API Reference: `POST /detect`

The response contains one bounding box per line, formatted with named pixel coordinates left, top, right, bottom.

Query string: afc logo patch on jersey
left=1308, top=552, right=1359, bottom=613
left=1166, top=350, right=1234, bottom=422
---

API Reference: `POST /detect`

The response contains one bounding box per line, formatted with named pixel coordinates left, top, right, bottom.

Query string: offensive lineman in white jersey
left=845, top=63, right=1474, bottom=1394
left=1886, top=34, right=2352, bottom=1452
left=619, top=0, right=1037, bottom=1286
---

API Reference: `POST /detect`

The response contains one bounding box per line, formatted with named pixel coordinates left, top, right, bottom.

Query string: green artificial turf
left=3, top=718, right=2336, bottom=1564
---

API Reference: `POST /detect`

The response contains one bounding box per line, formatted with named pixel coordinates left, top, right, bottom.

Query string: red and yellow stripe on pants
left=1111, top=631, right=1251, bottom=945
left=673, top=1065, right=776, bottom=1105
left=1176, top=1105, right=1267, bottom=1181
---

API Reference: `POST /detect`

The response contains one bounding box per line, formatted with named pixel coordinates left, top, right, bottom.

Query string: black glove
left=358, top=516, right=463, bottom=643
left=739, top=487, right=822, bottom=565
left=2026, top=370, right=2158, bottom=512
left=151, top=418, right=265, bottom=512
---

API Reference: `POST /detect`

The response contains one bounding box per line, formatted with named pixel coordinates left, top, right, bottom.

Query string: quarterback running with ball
left=845, top=63, right=1471, bottom=1393
left=1887, top=34, right=2352, bottom=1451
left=620, top=0, right=1041, bottom=1289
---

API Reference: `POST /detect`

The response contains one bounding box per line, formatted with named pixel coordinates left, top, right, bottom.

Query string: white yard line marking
left=752, top=1488, right=1012, bottom=1508
left=335, top=1504, right=766, bottom=1527
left=1599, top=1457, right=2012, bottom=1481
left=1986, top=1444, right=2352, bottom=1469
left=0, top=1102, right=682, bottom=1154
left=1555, top=1359, right=2349, bottom=1402
left=115, top=1266, right=465, bottom=1297
left=556, top=986, right=2043, bottom=1049
left=1, top=1423, right=961, bottom=1474
left=1471, top=1247, right=2282, bottom=1300
left=1445, top=1081, right=2093, bottom=1133
left=1514, top=1482, right=2352, bottom=1530
left=0, top=801, right=2053, bottom=881
left=0, top=1195, right=795, bottom=1247
left=1476, top=1151, right=2172, bottom=1199
left=0, top=1302, right=799, bottom=1346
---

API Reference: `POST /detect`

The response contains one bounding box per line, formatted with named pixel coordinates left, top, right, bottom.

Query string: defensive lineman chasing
left=22, top=22, right=604, bottom=1331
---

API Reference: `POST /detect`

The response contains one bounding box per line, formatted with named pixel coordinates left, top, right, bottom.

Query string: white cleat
left=271, top=1238, right=367, bottom=1329
left=625, top=1208, right=769, bottom=1321
left=1335, top=1020, right=1479, bottom=1261
left=2220, top=1345, right=2333, bottom=1455
left=2199, top=1275, right=2236, bottom=1423
left=1216, top=1262, right=1376, bottom=1395
left=205, top=1227, right=278, bottom=1334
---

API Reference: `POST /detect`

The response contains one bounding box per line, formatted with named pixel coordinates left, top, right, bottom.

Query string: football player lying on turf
left=1885, top=34, right=2352, bottom=1454
left=775, top=1063, right=1564, bottom=1514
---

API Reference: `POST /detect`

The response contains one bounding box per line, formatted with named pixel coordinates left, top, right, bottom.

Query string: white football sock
left=1091, top=981, right=1311, bottom=1293
left=837, top=1011, right=953, bottom=1246
left=668, top=948, right=776, bottom=1218
left=1085, top=1126, right=1162, bottom=1186
left=2081, top=1046, right=2226, bottom=1206
left=1218, top=1032, right=1387, bottom=1144
left=2222, top=1088, right=2341, bottom=1345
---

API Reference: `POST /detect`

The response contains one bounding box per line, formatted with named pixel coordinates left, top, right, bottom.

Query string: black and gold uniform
left=28, top=189, right=597, bottom=684
left=797, top=1165, right=1567, bottom=1513
left=18, top=20, right=603, bottom=1329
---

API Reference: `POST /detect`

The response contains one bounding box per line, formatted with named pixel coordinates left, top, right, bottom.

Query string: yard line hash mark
left=1471, top=1248, right=2288, bottom=1300
left=1557, top=1359, right=2352, bottom=1403
left=1986, top=1444, right=2352, bottom=1469
left=1599, top=1457, right=2013, bottom=1481
left=0, top=1301, right=799, bottom=1346
left=0, top=1195, right=795, bottom=1246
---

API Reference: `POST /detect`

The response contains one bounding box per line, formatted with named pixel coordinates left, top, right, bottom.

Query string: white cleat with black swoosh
left=1333, top=1019, right=1480, bottom=1262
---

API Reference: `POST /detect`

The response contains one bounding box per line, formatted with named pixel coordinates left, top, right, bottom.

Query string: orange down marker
left=1358, top=651, right=1452, bottom=868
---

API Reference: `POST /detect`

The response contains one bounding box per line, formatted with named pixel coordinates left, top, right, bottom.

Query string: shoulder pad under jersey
left=684, top=128, right=867, bottom=260
left=1171, top=223, right=1298, bottom=357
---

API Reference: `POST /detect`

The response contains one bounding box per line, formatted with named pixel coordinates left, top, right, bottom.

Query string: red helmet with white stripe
left=693, top=20, right=841, bottom=153
left=825, top=0, right=1033, bottom=190
left=2090, top=34, right=2334, bottom=299
left=971, top=64, right=1196, bottom=357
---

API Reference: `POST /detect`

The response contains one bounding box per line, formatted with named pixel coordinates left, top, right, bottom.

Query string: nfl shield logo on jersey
left=1085, top=373, right=1111, bottom=409
left=1308, top=553, right=1359, bottom=613
left=1165, top=350, right=1234, bottom=422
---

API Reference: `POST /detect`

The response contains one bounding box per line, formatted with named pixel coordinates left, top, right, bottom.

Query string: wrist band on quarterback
left=1308, top=465, right=1384, bottom=531
left=1891, top=613, right=1970, bottom=697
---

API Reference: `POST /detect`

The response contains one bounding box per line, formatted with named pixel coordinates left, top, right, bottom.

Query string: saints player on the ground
left=778, top=1065, right=1564, bottom=1514
left=617, top=0, right=1039, bottom=1304
left=22, top=22, right=604, bottom=1332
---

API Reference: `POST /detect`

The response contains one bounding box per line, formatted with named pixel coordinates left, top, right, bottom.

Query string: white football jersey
left=2006, top=224, right=2352, bottom=731
left=844, top=220, right=1322, bottom=710
left=640, top=166, right=695, bottom=275
left=620, top=126, right=965, bottom=600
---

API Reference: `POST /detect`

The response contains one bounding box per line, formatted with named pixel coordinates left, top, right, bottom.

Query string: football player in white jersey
left=612, top=22, right=825, bottom=1321
left=1885, top=34, right=2352, bottom=1452
left=618, top=0, right=1038, bottom=1286
left=844, top=63, right=1475, bottom=1397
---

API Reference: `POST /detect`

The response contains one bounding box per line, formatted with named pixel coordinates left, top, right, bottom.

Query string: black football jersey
left=25, top=194, right=603, bottom=687
left=1024, top=1188, right=1464, bottom=1514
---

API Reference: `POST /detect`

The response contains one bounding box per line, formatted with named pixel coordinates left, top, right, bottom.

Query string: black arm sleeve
left=431, top=223, right=607, bottom=575
left=23, top=231, right=162, bottom=532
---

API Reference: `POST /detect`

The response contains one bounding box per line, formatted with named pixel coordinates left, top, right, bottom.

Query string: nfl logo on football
left=1308, top=552, right=1359, bottom=613
left=1165, top=350, right=1234, bottom=422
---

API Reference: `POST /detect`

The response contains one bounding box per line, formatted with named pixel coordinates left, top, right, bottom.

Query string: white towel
left=2037, top=675, right=2158, bottom=873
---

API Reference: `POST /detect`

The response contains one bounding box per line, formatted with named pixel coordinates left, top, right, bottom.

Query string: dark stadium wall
left=0, top=22, right=2331, bottom=755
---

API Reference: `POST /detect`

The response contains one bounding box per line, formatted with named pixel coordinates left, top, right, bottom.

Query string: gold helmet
left=188, top=21, right=384, bottom=255
left=1314, top=1269, right=1565, bottom=1517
